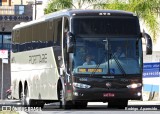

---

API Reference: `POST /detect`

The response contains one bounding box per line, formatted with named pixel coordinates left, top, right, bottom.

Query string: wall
left=0, top=1, right=33, bottom=99
left=143, top=52, right=160, bottom=101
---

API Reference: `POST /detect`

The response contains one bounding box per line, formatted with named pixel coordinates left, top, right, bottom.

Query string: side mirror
left=142, top=32, right=152, bottom=55
left=67, top=32, right=74, bottom=53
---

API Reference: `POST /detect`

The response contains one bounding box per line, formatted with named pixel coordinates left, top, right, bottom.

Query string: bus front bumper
left=72, top=88, right=142, bottom=101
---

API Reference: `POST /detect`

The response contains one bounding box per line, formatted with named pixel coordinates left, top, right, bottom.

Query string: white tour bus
left=11, top=9, right=152, bottom=109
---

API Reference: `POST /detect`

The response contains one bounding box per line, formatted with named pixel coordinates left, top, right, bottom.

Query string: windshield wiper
left=111, top=54, right=126, bottom=75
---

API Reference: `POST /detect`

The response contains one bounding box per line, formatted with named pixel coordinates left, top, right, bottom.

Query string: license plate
left=103, top=93, right=115, bottom=97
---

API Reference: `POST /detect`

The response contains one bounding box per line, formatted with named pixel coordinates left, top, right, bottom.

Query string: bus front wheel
left=59, top=89, right=73, bottom=109
left=74, top=101, right=88, bottom=109
left=108, top=99, right=128, bottom=109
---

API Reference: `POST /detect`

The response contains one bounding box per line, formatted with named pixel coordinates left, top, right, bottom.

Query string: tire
left=108, top=100, right=128, bottom=109
left=21, top=86, right=36, bottom=107
left=36, top=101, right=45, bottom=108
left=59, top=88, right=73, bottom=109
left=74, top=101, right=88, bottom=109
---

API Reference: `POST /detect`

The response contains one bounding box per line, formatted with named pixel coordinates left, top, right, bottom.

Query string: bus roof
left=13, top=9, right=136, bottom=30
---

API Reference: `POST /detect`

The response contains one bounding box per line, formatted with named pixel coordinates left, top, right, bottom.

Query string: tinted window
left=73, top=17, right=139, bottom=36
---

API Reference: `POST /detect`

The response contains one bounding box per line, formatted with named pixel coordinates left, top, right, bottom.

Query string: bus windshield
left=73, top=17, right=139, bottom=36
left=72, top=37, right=142, bottom=75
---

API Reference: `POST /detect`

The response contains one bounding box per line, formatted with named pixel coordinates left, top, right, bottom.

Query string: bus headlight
left=73, top=82, right=91, bottom=89
left=127, top=83, right=142, bottom=89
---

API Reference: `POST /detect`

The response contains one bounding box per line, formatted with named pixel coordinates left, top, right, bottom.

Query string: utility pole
left=21, top=0, right=23, bottom=5
left=1, top=26, right=5, bottom=100
left=35, top=0, right=37, bottom=20
left=26, top=0, right=42, bottom=20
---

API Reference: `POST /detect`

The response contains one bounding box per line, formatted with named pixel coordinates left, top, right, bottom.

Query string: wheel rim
left=21, top=86, right=30, bottom=106
left=21, top=92, right=26, bottom=106
left=25, top=86, right=30, bottom=105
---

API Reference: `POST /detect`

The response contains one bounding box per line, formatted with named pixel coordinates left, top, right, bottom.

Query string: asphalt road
left=0, top=100, right=160, bottom=114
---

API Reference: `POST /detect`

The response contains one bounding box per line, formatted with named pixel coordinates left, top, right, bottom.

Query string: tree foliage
left=44, top=0, right=160, bottom=42
left=44, top=0, right=98, bottom=14
left=44, top=0, right=73, bottom=14
left=95, top=0, right=160, bottom=42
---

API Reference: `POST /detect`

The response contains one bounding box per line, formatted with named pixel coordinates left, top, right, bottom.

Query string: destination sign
left=78, top=68, right=103, bottom=73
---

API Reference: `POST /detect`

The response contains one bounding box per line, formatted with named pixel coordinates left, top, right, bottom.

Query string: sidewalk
left=128, top=100, right=160, bottom=105
left=0, top=100, right=21, bottom=106
left=88, top=100, right=160, bottom=106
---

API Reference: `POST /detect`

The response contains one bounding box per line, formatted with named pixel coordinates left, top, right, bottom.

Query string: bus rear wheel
left=21, top=86, right=36, bottom=107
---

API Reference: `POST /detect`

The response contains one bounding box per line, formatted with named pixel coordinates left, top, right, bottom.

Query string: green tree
left=44, top=0, right=160, bottom=42
left=44, top=0, right=98, bottom=14
left=44, top=0, right=73, bottom=13
left=95, top=0, right=160, bottom=42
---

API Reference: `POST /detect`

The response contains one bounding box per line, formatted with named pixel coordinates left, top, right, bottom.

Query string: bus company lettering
left=29, top=54, right=47, bottom=64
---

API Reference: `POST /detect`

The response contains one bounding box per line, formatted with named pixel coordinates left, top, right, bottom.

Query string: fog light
left=137, top=92, right=141, bottom=96
left=79, top=93, right=84, bottom=96
left=73, top=92, right=78, bottom=96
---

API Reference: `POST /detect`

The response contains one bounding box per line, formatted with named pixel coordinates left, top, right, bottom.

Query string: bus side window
left=63, top=18, right=69, bottom=48
left=39, top=22, right=47, bottom=48
left=57, top=19, right=62, bottom=46
left=15, top=30, right=20, bottom=52
left=54, top=18, right=62, bottom=46
left=26, top=26, right=32, bottom=50
left=32, top=24, right=37, bottom=49
left=63, top=17, right=69, bottom=62
left=54, top=19, right=62, bottom=45
left=52, top=18, right=63, bottom=71
left=47, top=20, right=54, bottom=47
left=12, top=31, right=16, bottom=52
left=64, top=19, right=69, bottom=39
left=19, top=28, right=26, bottom=52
